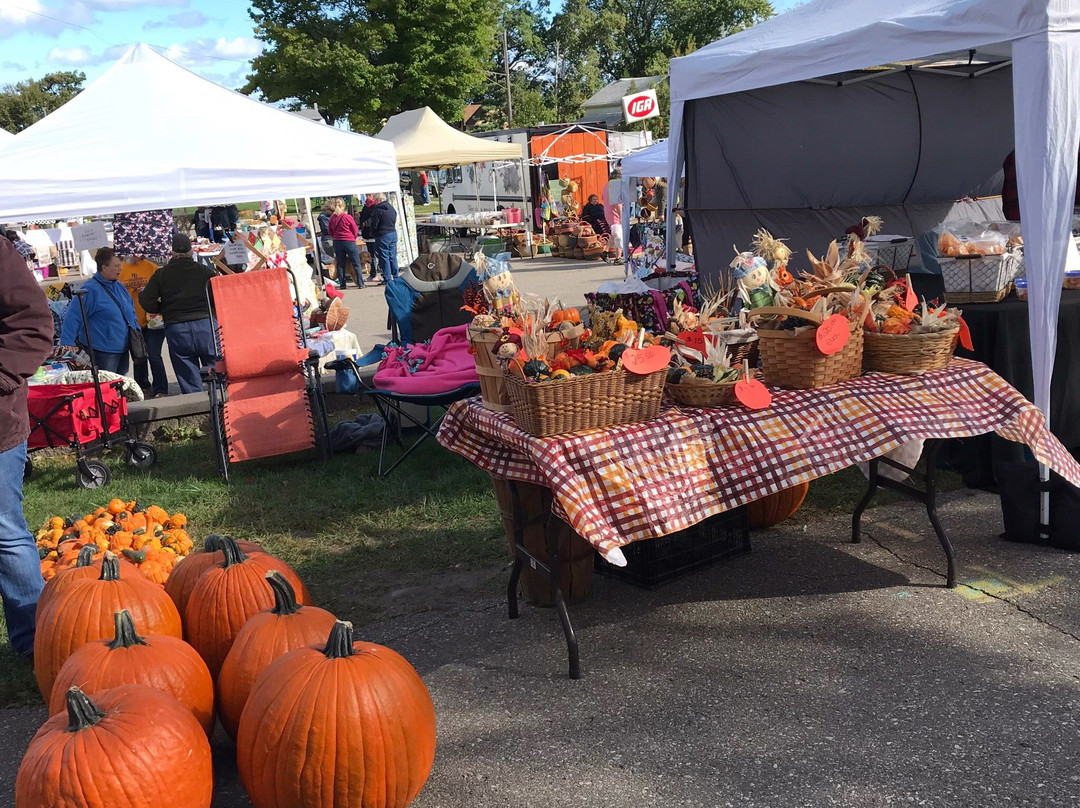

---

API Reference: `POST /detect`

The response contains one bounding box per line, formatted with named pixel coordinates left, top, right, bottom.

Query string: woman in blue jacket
left=59, top=247, right=140, bottom=375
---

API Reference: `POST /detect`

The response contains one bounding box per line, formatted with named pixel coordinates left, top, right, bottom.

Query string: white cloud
left=0, top=0, right=48, bottom=25
left=144, top=10, right=211, bottom=30
left=162, top=37, right=262, bottom=67
left=46, top=46, right=94, bottom=66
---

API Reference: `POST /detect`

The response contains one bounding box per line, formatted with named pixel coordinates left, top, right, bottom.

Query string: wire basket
left=504, top=368, right=665, bottom=437
left=862, top=328, right=959, bottom=375
left=940, top=249, right=1023, bottom=303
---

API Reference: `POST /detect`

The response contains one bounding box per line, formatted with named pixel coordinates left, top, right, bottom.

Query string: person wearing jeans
left=328, top=197, right=364, bottom=289
left=120, top=256, right=169, bottom=397
left=139, top=233, right=218, bottom=394
left=0, top=238, right=54, bottom=657
left=58, top=247, right=139, bottom=375
left=368, top=193, right=399, bottom=283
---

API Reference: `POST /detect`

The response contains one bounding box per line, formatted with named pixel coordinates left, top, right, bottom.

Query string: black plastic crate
left=594, top=506, right=750, bottom=588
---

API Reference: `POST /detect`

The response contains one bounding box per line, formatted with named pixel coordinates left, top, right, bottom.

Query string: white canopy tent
left=0, top=44, right=400, bottom=222
left=0, top=128, right=14, bottom=145
left=667, top=0, right=1079, bottom=530
left=376, top=106, right=523, bottom=168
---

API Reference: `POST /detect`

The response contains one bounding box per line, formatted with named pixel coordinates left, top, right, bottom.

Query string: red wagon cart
left=25, top=289, right=156, bottom=488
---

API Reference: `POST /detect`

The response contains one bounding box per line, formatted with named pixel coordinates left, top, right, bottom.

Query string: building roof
left=581, top=77, right=663, bottom=109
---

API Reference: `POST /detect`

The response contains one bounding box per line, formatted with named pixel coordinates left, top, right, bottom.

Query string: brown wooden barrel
left=490, top=477, right=594, bottom=606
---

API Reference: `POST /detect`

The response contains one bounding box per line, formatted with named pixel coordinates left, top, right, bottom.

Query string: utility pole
left=554, top=40, right=560, bottom=122
left=503, top=29, right=513, bottom=128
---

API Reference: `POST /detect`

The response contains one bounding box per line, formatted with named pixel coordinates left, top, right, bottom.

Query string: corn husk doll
left=478, top=254, right=521, bottom=319
left=730, top=248, right=777, bottom=311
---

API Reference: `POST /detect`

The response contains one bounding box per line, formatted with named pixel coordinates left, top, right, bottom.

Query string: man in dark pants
left=368, top=193, right=399, bottom=283
left=140, top=233, right=217, bottom=394
left=0, top=238, right=54, bottom=657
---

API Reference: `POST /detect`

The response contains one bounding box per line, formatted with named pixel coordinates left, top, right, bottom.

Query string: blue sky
left=0, top=0, right=807, bottom=91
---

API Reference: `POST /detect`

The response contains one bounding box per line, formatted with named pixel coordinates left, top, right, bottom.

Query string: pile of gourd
left=37, top=499, right=193, bottom=585
left=17, top=534, right=437, bottom=808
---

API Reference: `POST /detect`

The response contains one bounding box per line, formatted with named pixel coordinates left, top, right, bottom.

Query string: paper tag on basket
left=903, top=282, right=918, bottom=311
left=621, top=344, right=670, bottom=375
left=735, top=360, right=771, bottom=410
left=815, top=314, right=850, bottom=355
left=677, top=330, right=706, bottom=357
left=957, top=316, right=974, bottom=351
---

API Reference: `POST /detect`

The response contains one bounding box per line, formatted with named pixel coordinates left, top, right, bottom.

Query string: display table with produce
left=438, top=359, right=1080, bottom=678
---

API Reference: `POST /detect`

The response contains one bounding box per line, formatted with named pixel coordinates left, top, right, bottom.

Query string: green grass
left=0, top=405, right=961, bottom=707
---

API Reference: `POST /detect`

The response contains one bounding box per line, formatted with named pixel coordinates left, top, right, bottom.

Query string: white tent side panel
left=0, top=44, right=400, bottom=221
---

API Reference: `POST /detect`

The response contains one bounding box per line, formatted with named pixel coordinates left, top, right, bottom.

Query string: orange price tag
left=957, top=316, right=974, bottom=351
left=735, top=377, right=772, bottom=410
left=903, top=282, right=918, bottom=311
left=815, top=314, right=851, bottom=355
left=621, top=344, right=670, bottom=375
left=677, top=330, right=706, bottom=356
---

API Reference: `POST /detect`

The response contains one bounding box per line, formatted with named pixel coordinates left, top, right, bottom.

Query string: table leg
left=504, top=481, right=582, bottom=679
left=850, top=440, right=957, bottom=588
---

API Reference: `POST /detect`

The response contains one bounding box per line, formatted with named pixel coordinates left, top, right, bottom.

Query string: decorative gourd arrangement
left=184, top=535, right=310, bottom=678
left=237, top=620, right=437, bottom=808
left=50, top=609, right=216, bottom=736
left=217, top=571, right=337, bottom=740
left=34, top=552, right=183, bottom=700
left=37, top=499, right=194, bottom=585
left=16, top=685, right=213, bottom=808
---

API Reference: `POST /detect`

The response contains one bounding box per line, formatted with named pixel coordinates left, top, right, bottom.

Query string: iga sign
left=622, top=89, right=660, bottom=123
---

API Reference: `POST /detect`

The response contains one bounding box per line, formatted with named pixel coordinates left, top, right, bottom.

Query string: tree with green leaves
left=244, top=0, right=499, bottom=133
left=473, top=0, right=554, bottom=129
left=0, top=71, right=85, bottom=133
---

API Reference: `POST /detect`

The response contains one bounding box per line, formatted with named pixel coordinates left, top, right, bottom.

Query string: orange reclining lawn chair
left=204, top=268, right=331, bottom=481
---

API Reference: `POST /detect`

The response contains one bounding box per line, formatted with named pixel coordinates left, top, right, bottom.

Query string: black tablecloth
left=933, top=288, right=1080, bottom=487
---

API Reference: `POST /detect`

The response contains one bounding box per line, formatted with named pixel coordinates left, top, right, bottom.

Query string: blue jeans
left=133, top=327, right=168, bottom=395
left=420, top=185, right=430, bottom=205
left=333, top=240, right=364, bottom=287
left=93, top=349, right=129, bottom=376
left=165, top=318, right=216, bottom=394
left=0, top=442, right=43, bottom=657
left=374, top=232, right=399, bottom=282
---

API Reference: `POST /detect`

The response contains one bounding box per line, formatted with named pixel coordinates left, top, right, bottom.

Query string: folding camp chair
left=328, top=346, right=478, bottom=478
left=385, top=252, right=479, bottom=344
left=204, top=268, right=332, bottom=481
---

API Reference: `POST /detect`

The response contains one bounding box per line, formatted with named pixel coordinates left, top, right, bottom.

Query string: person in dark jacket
left=0, top=237, right=54, bottom=657
left=369, top=193, right=399, bottom=283
left=357, top=196, right=379, bottom=282
left=139, top=233, right=217, bottom=393
left=580, top=194, right=611, bottom=238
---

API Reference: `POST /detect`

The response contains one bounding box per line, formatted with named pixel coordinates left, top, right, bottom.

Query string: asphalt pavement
left=3, top=487, right=1079, bottom=807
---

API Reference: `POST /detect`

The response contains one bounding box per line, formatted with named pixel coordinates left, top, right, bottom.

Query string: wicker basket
left=504, top=369, right=665, bottom=437
left=752, top=293, right=866, bottom=389
left=862, top=327, right=959, bottom=375
left=666, top=377, right=738, bottom=408
left=467, top=328, right=512, bottom=412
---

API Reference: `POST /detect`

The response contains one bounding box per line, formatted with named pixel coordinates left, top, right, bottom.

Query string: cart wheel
left=76, top=460, right=111, bottom=489
left=127, top=442, right=157, bottom=469
left=23, top=457, right=32, bottom=482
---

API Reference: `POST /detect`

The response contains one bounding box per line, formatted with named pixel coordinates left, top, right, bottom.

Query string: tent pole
left=518, top=158, right=533, bottom=252
left=303, top=196, right=324, bottom=286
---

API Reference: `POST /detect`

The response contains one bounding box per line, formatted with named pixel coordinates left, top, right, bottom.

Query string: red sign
left=622, top=89, right=660, bottom=123
left=815, top=314, right=851, bottom=355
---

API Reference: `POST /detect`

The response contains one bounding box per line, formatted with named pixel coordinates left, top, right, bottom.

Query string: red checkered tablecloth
left=437, top=359, right=1080, bottom=565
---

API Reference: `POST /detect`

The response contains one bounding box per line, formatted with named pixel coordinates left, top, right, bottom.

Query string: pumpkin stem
left=203, top=533, right=225, bottom=552
left=322, top=620, right=355, bottom=659
left=75, top=544, right=98, bottom=567
left=266, top=571, right=301, bottom=616
left=218, top=536, right=248, bottom=567
left=98, top=551, right=120, bottom=581
left=108, top=610, right=149, bottom=650
left=65, top=687, right=106, bottom=733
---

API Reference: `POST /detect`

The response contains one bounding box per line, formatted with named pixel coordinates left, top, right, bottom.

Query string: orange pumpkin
left=39, top=545, right=148, bottom=614
left=184, top=536, right=310, bottom=678
left=217, top=571, right=337, bottom=739
left=237, top=621, right=436, bottom=808
left=16, top=685, right=212, bottom=808
left=49, top=610, right=216, bottom=736
left=34, top=552, right=183, bottom=700
left=746, top=482, right=810, bottom=529
left=164, top=534, right=266, bottom=617
left=550, top=308, right=581, bottom=326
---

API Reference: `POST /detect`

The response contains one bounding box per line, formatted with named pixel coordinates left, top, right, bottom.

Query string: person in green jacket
left=139, top=233, right=217, bottom=393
